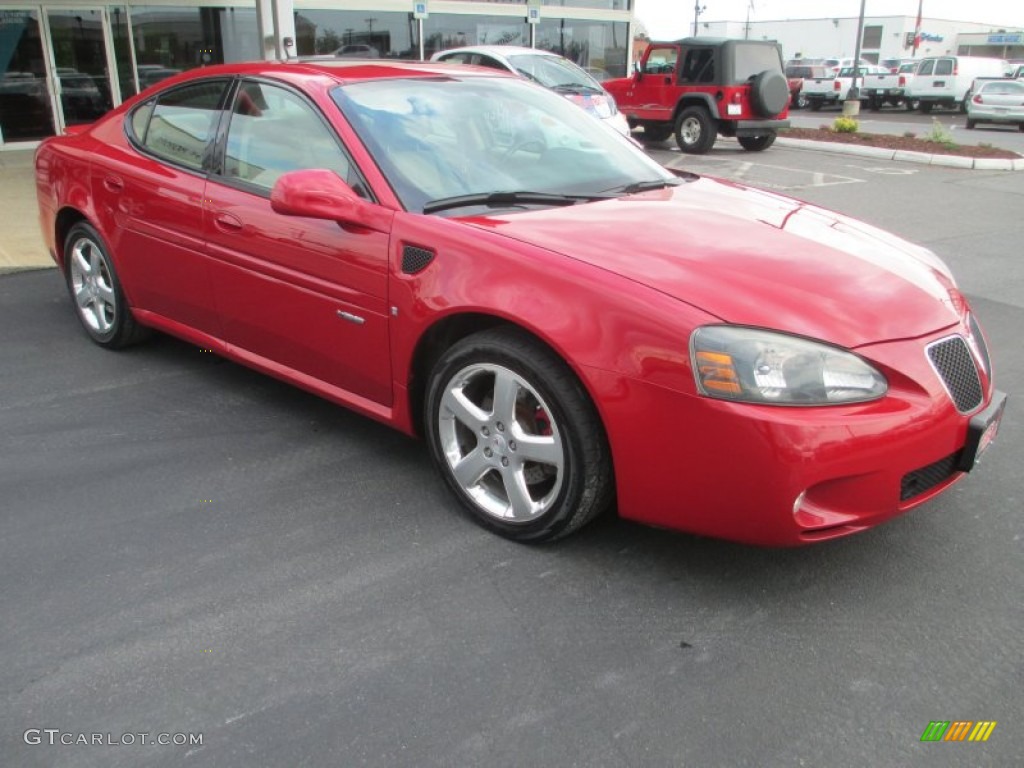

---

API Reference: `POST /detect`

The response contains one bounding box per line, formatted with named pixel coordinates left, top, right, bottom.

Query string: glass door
left=0, top=9, right=55, bottom=142
left=43, top=7, right=115, bottom=129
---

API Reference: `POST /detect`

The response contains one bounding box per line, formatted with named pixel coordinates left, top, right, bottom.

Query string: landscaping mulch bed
left=780, top=126, right=1022, bottom=159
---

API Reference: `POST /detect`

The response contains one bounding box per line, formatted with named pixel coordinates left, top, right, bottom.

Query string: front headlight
left=690, top=326, right=888, bottom=405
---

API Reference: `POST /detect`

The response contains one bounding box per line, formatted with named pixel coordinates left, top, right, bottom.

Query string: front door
left=43, top=7, right=117, bottom=129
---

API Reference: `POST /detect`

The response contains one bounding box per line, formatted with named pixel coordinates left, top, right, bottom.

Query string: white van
left=907, top=56, right=1010, bottom=112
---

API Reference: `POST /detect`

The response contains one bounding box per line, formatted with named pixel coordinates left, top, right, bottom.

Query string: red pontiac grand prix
left=35, top=60, right=1006, bottom=546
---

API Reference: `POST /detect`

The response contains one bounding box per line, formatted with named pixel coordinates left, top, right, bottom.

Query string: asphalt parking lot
left=2, top=145, right=1022, bottom=767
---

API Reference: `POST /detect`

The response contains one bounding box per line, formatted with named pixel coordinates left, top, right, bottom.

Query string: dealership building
left=1, top=3, right=1021, bottom=150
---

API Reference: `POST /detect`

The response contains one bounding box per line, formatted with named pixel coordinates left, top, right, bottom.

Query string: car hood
left=458, top=177, right=962, bottom=349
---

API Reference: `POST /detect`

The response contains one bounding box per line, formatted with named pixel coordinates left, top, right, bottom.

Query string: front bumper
left=586, top=326, right=1003, bottom=546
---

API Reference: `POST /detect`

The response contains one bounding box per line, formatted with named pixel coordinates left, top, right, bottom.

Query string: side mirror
left=270, top=169, right=389, bottom=232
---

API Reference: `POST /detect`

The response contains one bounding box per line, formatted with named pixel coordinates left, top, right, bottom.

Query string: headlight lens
left=691, top=326, right=887, bottom=405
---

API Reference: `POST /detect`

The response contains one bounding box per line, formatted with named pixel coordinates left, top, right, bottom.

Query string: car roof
left=431, top=45, right=557, bottom=61
left=148, top=59, right=512, bottom=90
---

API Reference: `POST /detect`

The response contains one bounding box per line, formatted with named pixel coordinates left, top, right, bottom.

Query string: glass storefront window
left=294, top=10, right=418, bottom=59
left=0, top=9, right=54, bottom=141
left=535, top=18, right=628, bottom=79
left=423, top=14, right=529, bottom=59
left=128, top=6, right=258, bottom=92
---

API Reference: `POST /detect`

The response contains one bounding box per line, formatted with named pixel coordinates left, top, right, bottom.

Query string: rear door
left=90, top=78, right=229, bottom=335
left=203, top=78, right=393, bottom=404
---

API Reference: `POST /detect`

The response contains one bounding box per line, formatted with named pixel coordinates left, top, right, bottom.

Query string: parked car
left=604, top=37, right=790, bottom=153
left=862, top=60, right=922, bottom=110
left=34, top=60, right=1005, bottom=546
left=802, top=65, right=889, bottom=110
left=784, top=63, right=830, bottom=110
left=966, top=78, right=1024, bottom=130
left=334, top=44, right=379, bottom=59
left=907, top=55, right=1011, bottom=113
left=430, top=45, right=629, bottom=136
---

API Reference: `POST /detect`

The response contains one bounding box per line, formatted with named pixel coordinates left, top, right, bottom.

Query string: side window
left=935, top=59, right=953, bottom=76
left=643, top=48, right=678, bottom=75
left=473, top=55, right=509, bottom=72
left=918, top=60, right=934, bottom=75
left=680, top=49, right=714, bottom=84
left=438, top=53, right=469, bottom=65
left=222, top=80, right=359, bottom=195
left=135, top=80, right=226, bottom=170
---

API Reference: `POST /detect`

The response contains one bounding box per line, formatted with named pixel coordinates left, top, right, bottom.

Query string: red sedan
left=35, top=61, right=1005, bottom=545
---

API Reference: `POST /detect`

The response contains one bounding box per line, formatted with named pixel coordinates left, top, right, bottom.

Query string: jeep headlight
left=690, top=326, right=887, bottom=405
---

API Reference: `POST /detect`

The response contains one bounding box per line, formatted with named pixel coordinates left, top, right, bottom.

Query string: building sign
left=988, top=33, right=1023, bottom=44
left=920, top=33, right=944, bottom=42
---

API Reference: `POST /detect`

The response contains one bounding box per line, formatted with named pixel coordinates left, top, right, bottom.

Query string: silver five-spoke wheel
left=63, top=222, right=148, bottom=348
left=69, top=234, right=117, bottom=334
left=426, top=328, right=613, bottom=542
left=439, top=363, right=564, bottom=523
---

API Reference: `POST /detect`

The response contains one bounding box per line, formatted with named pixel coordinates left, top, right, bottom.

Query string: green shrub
left=926, top=118, right=957, bottom=149
left=833, top=116, right=859, bottom=133
left=903, top=131, right=917, bottom=139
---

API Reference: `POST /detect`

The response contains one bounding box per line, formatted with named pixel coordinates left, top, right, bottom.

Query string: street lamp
left=693, top=3, right=706, bottom=37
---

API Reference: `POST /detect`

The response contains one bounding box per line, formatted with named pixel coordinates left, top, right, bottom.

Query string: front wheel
left=737, top=133, right=776, bottom=151
left=425, top=328, right=613, bottom=542
left=674, top=106, right=717, bottom=154
left=64, top=222, right=149, bottom=348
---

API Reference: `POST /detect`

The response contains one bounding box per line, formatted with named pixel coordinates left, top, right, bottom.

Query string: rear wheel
left=919, top=101, right=933, bottom=114
left=795, top=92, right=809, bottom=110
left=809, top=99, right=823, bottom=112
left=64, top=222, right=148, bottom=348
left=966, top=119, right=976, bottom=129
left=904, top=98, right=920, bottom=111
left=674, top=106, right=717, bottom=154
left=737, top=133, right=776, bottom=151
left=425, top=328, right=613, bottom=543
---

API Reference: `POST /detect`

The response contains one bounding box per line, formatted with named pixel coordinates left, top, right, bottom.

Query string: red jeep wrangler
left=604, top=37, right=791, bottom=154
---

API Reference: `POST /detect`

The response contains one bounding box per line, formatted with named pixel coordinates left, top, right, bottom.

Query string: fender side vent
left=402, top=245, right=435, bottom=275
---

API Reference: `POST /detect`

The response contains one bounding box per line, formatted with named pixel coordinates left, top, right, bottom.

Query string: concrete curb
left=776, top=137, right=1024, bottom=171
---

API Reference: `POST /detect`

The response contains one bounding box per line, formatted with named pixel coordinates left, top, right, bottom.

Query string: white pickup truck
left=862, top=61, right=921, bottom=110
left=802, top=65, right=890, bottom=111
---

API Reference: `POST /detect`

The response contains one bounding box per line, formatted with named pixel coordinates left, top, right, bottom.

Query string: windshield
left=506, top=53, right=601, bottom=91
left=333, top=76, right=673, bottom=214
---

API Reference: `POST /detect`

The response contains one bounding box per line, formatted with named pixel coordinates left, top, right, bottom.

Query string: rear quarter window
left=129, top=79, right=228, bottom=171
left=733, top=44, right=783, bottom=82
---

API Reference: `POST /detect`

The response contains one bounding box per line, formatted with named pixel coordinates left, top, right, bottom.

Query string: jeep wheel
left=641, top=124, right=674, bottom=143
left=738, top=133, right=776, bottom=152
left=674, top=107, right=717, bottom=154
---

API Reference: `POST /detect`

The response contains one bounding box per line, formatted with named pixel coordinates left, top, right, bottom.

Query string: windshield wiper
left=422, top=191, right=611, bottom=215
left=603, top=178, right=685, bottom=195
left=551, top=83, right=603, bottom=94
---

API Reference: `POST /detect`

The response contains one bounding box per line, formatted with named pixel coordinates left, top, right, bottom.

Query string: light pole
left=692, top=3, right=706, bottom=37
left=843, top=0, right=867, bottom=117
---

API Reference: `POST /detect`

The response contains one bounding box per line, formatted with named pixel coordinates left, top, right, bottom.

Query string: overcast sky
left=634, top=1, right=1024, bottom=40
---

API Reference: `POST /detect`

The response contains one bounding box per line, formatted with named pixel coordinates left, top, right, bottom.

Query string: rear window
left=733, top=44, right=782, bottom=82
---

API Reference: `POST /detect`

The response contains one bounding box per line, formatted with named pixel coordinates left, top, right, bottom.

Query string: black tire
left=966, top=119, right=976, bottom=129
left=809, top=99, right=823, bottom=112
left=674, top=106, right=717, bottom=154
left=794, top=92, right=809, bottom=110
left=868, top=96, right=882, bottom=112
left=1018, top=123, right=1024, bottom=133
left=919, top=101, right=933, bottom=114
left=749, top=70, right=790, bottom=116
left=63, top=222, right=149, bottom=348
left=737, top=133, right=776, bottom=151
left=960, top=96, right=969, bottom=114
left=904, top=98, right=920, bottom=111
left=640, top=124, right=674, bottom=143
left=425, top=328, right=613, bottom=543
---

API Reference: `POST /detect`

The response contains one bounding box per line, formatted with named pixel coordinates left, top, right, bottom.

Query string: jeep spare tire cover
left=750, top=70, right=789, bottom=116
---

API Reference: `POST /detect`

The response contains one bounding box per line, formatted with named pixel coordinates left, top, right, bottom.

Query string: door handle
left=102, top=176, right=124, bottom=193
left=213, top=211, right=243, bottom=231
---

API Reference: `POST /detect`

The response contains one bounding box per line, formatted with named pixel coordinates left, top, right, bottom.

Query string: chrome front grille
left=927, top=336, right=983, bottom=413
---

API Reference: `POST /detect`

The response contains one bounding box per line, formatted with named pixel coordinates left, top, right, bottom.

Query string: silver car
left=430, top=45, right=630, bottom=137
left=966, top=79, right=1024, bottom=130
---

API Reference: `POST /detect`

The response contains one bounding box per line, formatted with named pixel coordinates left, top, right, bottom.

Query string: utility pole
left=843, top=0, right=867, bottom=117
left=693, top=3, right=705, bottom=37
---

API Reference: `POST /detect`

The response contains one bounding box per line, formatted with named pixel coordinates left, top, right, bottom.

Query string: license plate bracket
left=957, top=391, right=1007, bottom=472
